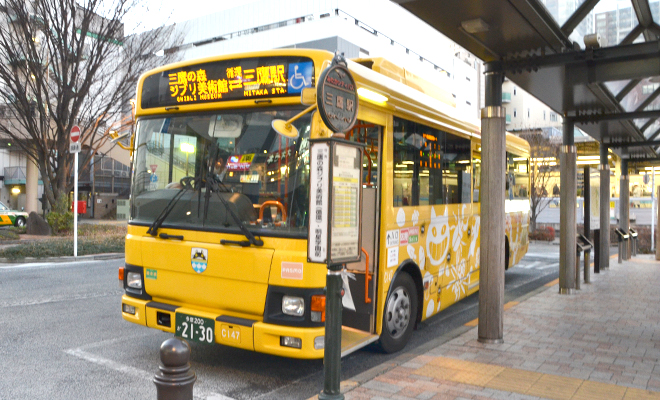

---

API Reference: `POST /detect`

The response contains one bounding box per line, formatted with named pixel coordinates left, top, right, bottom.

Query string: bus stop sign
left=317, top=55, right=358, bottom=134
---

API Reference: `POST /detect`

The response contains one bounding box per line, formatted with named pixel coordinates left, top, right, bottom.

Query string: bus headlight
left=127, top=272, right=143, bottom=289
left=282, top=296, right=304, bottom=316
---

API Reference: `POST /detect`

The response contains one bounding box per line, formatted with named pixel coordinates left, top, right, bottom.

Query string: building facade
left=150, top=0, right=481, bottom=122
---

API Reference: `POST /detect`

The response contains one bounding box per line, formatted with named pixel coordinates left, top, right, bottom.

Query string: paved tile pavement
left=338, top=253, right=660, bottom=400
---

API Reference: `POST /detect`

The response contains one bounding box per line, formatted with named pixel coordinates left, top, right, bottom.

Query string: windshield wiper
left=207, top=178, right=264, bottom=247
left=146, top=177, right=197, bottom=236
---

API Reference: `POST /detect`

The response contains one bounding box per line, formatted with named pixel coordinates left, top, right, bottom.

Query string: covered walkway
left=338, top=252, right=660, bottom=399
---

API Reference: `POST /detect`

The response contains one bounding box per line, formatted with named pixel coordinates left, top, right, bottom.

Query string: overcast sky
left=123, top=0, right=259, bottom=33
left=123, top=0, right=642, bottom=35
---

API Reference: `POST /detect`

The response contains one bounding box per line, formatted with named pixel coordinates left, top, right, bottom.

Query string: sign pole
left=320, top=262, right=344, bottom=400
left=74, top=151, right=78, bottom=257
left=652, top=168, right=655, bottom=252
left=308, top=53, right=360, bottom=400
left=70, top=125, right=81, bottom=258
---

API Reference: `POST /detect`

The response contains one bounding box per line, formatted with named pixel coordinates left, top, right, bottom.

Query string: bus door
left=341, top=123, right=381, bottom=353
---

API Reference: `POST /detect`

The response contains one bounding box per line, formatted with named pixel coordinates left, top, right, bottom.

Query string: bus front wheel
left=378, top=273, right=417, bottom=353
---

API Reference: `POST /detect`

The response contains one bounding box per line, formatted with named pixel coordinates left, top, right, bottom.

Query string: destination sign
left=140, top=56, right=315, bottom=109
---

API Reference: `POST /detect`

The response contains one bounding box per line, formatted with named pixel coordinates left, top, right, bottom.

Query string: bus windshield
left=131, top=107, right=311, bottom=237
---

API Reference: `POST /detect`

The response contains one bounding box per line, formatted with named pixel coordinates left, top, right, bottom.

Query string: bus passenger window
left=507, top=153, right=529, bottom=200
left=393, top=118, right=423, bottom=206
left=472, top=153, right=481, bottom=203
left=392, top=117, right=471, bottom=206
left=439, top=132, right=471, bottom=204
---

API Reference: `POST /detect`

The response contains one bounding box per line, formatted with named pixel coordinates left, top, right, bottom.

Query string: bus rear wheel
left=15, top=217, right=26, bottom=228
left=378, top=273, right=417, bottom=354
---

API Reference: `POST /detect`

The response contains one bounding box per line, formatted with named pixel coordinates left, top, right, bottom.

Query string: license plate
left=175, top=313, right=215, bottom=344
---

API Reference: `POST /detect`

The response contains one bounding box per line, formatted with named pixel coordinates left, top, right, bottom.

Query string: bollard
left=575, top=250, right=581, bottom=290
left=154, top=338, right=196, bottom=400
left=584, top=249, right=591, bottom=284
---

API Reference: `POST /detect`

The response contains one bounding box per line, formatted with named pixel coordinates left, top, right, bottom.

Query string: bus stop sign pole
left=308, top=53, right=360, bottom=400
left=70, top=125, right=81, bottom=257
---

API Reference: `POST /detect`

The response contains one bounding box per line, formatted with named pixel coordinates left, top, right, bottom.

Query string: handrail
left=259, top=201, right=287, bottom=223
left=615, top=227, right=629, bottom=240
left=362, top=247, right=371, bottom=304
left=363, top=150, right=373, bottom=186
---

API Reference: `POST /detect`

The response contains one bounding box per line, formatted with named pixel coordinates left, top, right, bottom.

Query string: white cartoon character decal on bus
left=426, top=207, right=450, bottom=268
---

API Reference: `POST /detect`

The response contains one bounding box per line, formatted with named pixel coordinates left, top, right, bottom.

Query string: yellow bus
left=120, top=49, right=529, bottom=359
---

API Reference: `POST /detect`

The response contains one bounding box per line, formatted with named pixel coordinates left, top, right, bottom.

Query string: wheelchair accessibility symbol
left=288, top=62, right=313, bottom=93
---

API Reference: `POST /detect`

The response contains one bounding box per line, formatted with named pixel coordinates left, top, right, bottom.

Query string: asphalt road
left=0, top=248, right=560, bottom=400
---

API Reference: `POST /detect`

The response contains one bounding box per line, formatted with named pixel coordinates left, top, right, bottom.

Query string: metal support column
left=478, top=69, right=505, bottom=344
left=599, top=145, right=610, bottom=270
left=657, top=186, right=660, bottom=260
left=583, top=167, right=591, bottom=284
left=620, top=159, right=630, bottom=260
left=559, top=119, right=577, bottom=295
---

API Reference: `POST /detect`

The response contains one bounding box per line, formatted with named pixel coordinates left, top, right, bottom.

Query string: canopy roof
left=393, top=0, right=660, bottom=165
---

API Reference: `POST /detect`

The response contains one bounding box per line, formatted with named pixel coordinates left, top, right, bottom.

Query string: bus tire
left=378, top=272, right=417, bottom=354
left=15, top=217, right=26, bottom=228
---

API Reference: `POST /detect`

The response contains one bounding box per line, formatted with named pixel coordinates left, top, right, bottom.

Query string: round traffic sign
left=70, top=125, right=80, bottom=143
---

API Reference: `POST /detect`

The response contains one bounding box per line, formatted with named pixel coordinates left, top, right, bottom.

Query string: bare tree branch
left=517, top=128, right=560, bottom=232
left=0, top=0, right=181, bottom=208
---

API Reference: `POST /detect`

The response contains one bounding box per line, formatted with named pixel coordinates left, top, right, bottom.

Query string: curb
left=0, top=252, right=124, bottom=264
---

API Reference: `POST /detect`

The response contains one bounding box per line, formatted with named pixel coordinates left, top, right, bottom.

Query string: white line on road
left=0, top=290, right=122, bottom=308
left=539, top=262, right=560, bottom=270
left=0, top=258, right=113, bottom=270
left=524, top=253, right=559, bottom=259
left=521, top=261, right=541, bottom=269
left=66, top=343, right=236, bottom=400
left=65, top=348, right=153, bottom=381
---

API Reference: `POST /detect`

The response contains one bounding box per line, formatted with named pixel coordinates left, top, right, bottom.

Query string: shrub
left=546, top=226, right=556, bottom=241
left=46, top=196, right=73, bottom=235
left=8, top=226, right=26, bottom=235
left=0, top=229, right=20, bottom=240
left=529, top=226, right=555, bottom=241
left=0, top=235, right=125, bottom=260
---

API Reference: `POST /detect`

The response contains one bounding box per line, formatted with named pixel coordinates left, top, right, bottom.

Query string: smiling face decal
left=426, top=207, right=450, bottom=267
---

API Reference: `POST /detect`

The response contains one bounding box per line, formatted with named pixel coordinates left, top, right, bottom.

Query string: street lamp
left=180, top=142, right=195, bottom=176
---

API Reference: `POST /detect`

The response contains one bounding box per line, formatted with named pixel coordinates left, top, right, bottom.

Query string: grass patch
left=0, top=223, right=127, bottom=260
left=9, top=226, right=26, bottom=235
left=0, top=230, right=20, bottom=241
left=0, top=235, right=125, bottom=260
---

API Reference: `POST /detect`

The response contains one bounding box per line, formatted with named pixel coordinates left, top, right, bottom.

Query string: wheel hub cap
left=385, top=287, right=410, bottom=339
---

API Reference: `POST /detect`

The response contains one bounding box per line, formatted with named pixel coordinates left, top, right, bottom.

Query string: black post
left=154, top=338, right=196, bottom=400
left=594, top=229, right=600, bottom=273
left=319, top=263, right=344, bottom=400
left=583, top=167, right=591, bottom=283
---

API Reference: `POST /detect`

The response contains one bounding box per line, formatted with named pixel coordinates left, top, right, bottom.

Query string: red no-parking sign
left=69, top=125, right=81, bottom=153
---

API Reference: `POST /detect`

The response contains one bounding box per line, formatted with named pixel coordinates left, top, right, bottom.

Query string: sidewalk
left=339, top=252, right=660, bottom=400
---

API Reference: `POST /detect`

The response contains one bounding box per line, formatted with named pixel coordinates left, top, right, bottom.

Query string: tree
left=518, top=128, right=560, bottom=232
left=0, top=0, right=180, bottom=208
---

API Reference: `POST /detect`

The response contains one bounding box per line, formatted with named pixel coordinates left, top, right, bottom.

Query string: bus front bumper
left=121, top=295, right=325, bottom=359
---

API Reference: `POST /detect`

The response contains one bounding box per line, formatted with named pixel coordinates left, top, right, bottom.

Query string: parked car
left=0, top=201, right=28, bottom=227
